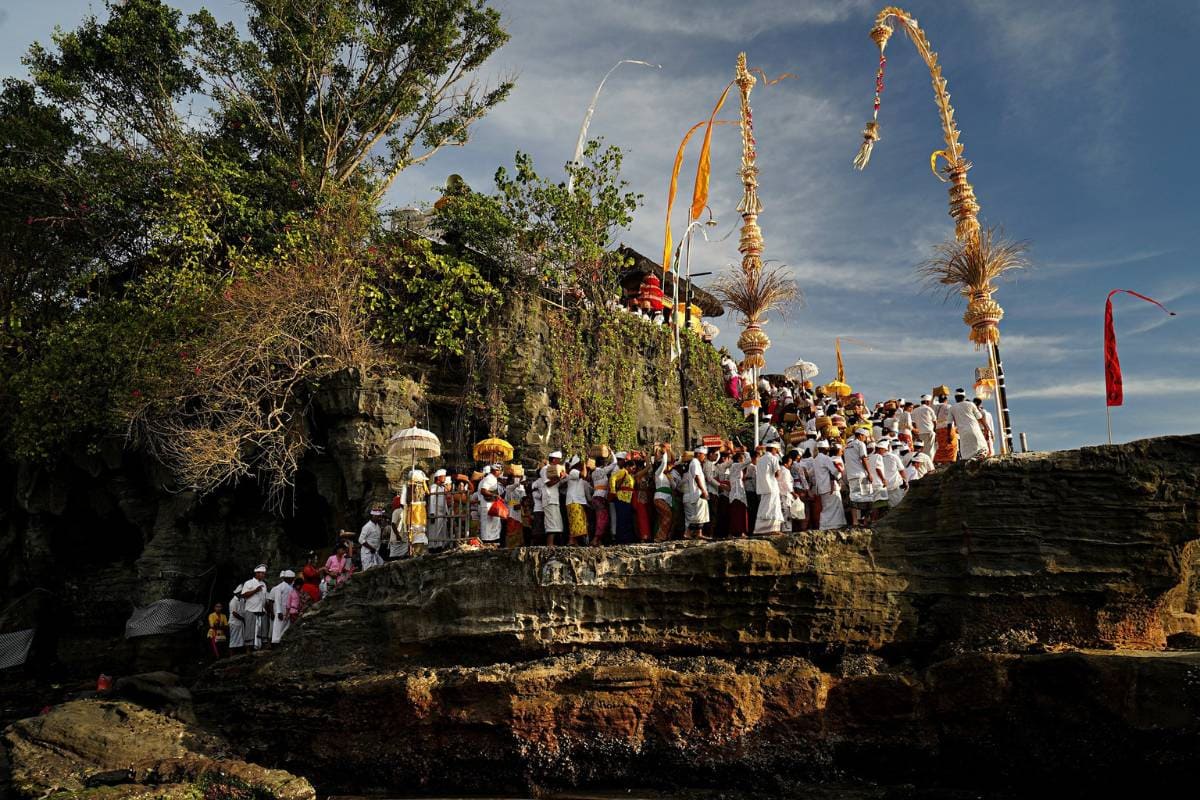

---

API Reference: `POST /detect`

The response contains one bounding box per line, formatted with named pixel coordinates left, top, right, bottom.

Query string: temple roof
left=617, top=245, right=724, bottom=318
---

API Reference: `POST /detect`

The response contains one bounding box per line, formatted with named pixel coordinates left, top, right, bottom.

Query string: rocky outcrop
left=3, top=699, right=314, bottom=799
left=195, top=434, right=1200, bottom=797
left=0, top=372, right=423, bottom=678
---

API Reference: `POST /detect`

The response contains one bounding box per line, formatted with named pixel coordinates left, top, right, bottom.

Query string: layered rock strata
left=196, top=435, right=1200, bottom=796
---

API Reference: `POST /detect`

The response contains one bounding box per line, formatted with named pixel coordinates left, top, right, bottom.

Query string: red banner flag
left=1104, top=289, right=1175, bottom=407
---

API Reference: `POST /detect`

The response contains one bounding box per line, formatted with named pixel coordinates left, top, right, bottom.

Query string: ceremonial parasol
left=823, top=380, right=852, bottom=397
left=785, top=359, right=819, bottom=382
left=473, top=437, right=514, bottom=463
left=388, top=427, right=441, bottom=459
left=701, top=322, right=720, bottom=341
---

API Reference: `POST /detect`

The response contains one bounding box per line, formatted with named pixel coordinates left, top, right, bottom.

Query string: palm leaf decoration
left=710, top=263, right=802, bottom=325
left=918, top=226, right=1029, bottom=300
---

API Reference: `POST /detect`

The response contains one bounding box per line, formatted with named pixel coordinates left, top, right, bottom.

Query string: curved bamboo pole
left=853, top=7, right=980, bottom=244
left=852, top=7, right=1014, bottom=454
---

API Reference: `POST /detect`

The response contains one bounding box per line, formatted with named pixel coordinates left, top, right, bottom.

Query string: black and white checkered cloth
left=124, top=599, right=204, bottom=639
left=0, top=629, right=35, bottom=669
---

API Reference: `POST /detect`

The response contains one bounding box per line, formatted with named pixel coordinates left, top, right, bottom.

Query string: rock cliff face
left=195, top=434, right=1200, bottom=797
left=0, top=372, right=424, bottom=678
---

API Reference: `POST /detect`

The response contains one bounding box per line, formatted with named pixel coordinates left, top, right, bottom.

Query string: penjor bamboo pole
left=855, top=7, right=1018, bottom=450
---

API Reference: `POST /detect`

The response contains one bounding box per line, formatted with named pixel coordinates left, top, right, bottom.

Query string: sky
left=3, top=0, right=1197, bottom=452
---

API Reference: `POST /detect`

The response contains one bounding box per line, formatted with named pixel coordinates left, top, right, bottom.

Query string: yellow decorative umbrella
left=823, top=380, right=852, bottom=397
left=473, top=437, right=514, bottom=463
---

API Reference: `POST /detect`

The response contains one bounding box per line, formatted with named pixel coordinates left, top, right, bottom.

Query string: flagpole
left=1106, top=404, right=1113, bottom=445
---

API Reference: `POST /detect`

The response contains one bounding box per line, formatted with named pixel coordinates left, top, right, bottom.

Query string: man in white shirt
left=910, top=440, right=935, bottom=479
left=359, top=508, right=386, bottom=570
left=269, top=570, right=295, bottom=645
left=883, top=442, right=909, bottom=508
left=843, top=427, right=873, bottom=526
left=909, top=395, right=937, bottom=461
left=866, top=441, right=890, bottom=523
left=951, top=389, right=988, bottom=460
left=813, top=441, right=846, bottom=529
left=240, top=565, right=269, bottom=651
left=478, top=466, right=503, bottom=546
left=753, top=442, right=784, bottom=535
left=779, top=450, right=801, bottom=532
left=683, top=447, right=710, bottom=539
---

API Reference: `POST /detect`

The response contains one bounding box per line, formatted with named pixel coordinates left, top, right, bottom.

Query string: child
left=207, top=602, right=228, bottom=659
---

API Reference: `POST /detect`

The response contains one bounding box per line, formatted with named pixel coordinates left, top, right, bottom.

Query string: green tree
left=433, top=139, right=642, bottom=306
left=190, top=0, right=512, bottom=198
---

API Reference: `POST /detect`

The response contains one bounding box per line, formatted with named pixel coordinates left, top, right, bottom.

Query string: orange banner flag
left=662, top=117, right=736, bottom=272
left=690, top=81, right=735, bottom=222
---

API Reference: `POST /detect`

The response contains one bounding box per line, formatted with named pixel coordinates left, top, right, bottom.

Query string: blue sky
left=3, top=0, right=1197, bottom=452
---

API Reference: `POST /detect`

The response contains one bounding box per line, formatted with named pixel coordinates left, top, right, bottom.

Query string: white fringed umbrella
left=388, top=427, right=441, bottom=459
left=785, top=359, right=820, bottom=382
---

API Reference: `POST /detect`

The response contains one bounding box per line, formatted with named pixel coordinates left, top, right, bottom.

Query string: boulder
left=3, top=699, right=313, bottom=800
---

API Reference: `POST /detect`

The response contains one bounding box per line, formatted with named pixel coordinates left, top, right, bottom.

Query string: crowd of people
left=208, top=375, right=997, bottom=655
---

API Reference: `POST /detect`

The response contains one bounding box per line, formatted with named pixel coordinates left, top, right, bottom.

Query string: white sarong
left=684, top=497, right=710, bottom=526
left=848, top=476, right=872, bottom=504
left=754, top=492, right=783, bottom=534
left=819, top=491, right=847, bottom=529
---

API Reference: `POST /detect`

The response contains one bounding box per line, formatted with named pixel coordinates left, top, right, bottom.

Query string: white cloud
left=1010, top=377, right=1200, bottom=401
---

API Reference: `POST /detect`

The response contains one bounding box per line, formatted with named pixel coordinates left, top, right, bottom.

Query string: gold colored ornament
left=964, top=287, right=1004, bottom=346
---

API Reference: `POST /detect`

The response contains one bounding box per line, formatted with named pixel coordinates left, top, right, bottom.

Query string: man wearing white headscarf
left=478, top=465, right=503, bottom=546
left=813, top=441, right=846, bottom=529
left=683, top=447, right=710, bottom=539
left=951, top=389, right=989, bottom=460
left=753, top=442, right=784, bottom=535
left=910, top=395, right=937, bottom=459
left=269, top=570, right=296, bottom=644
left=241, top=565, right=269, bottom=650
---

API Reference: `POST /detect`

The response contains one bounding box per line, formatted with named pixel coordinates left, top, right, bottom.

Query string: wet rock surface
left=3, top=699, right=314, bottom=799
left=193, top=435, right=1200, bottom=797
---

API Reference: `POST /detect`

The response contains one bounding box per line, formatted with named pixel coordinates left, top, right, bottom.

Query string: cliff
left=0, top=302, right=734, bottom=679
left=192, top=433, right=1200, bottom=797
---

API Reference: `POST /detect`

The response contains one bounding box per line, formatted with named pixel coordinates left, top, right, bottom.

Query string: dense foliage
left=1, top=0, right=738, bottom=504
left=0, top=0, right=510, bottom=478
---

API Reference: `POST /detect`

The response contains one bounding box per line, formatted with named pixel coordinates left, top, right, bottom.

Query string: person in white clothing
left=910, top=395, right=937, bottom=460
left=240, top=565, right=269, bottom=650
left=813, top=441, right=846, bottom=529
left=683, top=447, right=710, bottom=538
left=779, top=450, right=802, bottom=531
left=866, top=442, right=890, bottom=523
left=753, top=442, right=784, bottom=535
left=882, top=444, right=909, bottom=508
left=973, top=397, right=997, bottom=456
left=228, top=584, right=246, bottom=654
left=269, top=570, right=295, bottom=645
left=910, top=440, right=935, bottom=478
left=359, top=508, right=386, bottom=570
left=950, top=389, right=988, bottom=460
left=478, top=466, right=503, bottom=545
left=541, top=463, right=565, bottom=545
left=843, top=427, right=873, bottom=526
